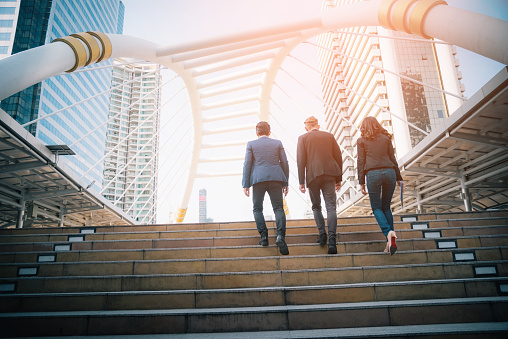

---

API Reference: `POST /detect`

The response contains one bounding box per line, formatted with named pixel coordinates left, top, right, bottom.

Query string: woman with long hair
left=357, top=116, right=403, bottom=254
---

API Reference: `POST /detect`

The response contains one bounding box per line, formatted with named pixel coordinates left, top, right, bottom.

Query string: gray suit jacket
left=242, top=136, right=289, bottom=188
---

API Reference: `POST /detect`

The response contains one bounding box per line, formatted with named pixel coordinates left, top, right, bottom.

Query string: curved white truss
left=1, top=0, right=507, bottom=222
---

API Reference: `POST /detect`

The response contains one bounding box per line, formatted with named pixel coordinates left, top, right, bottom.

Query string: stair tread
left=1, top=232, right=506, bottom=246
left=2, top=296, right=507, bottom=317
left=1, top=222, right=506, bottom=239
left=2, top=259, right=505, bottom=281
left=1, top=248, right=505, bottom=264
left=4, top=276, right=506, bottom=297
left=37, top=322, right=508, bottom=338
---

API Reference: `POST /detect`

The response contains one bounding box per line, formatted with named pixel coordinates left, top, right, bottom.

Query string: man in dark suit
left=243, top=121, right=290, bottom=255
left=297, top=116, right=342, bottom=254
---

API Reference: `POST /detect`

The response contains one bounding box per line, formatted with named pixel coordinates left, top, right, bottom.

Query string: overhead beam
left=65, top=205, right=104, bottom=214
left=423, top=200, right=465, bottom=206
left=0, top=196, right=22, bottom=208
left=468, top=182, right=508, bottom=189
left=449, top=131, right=508, bottom=150
left=0, top=160, right=46, bottom=174
left=404, top=166, right=460, bottom=179
left=26, top=188, right=79, bottom=201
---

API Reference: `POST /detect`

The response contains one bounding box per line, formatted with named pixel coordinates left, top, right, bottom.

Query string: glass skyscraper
left=0, top=0, right=125, bottom=191
left=103, top=59, right=161, bottom=224
left=317, top=0, right=464, bottom=213
left=0, top=0, right=20, bottom=60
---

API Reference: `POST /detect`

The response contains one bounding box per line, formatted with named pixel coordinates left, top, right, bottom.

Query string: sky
left=119, top=0, right=508, bottom=224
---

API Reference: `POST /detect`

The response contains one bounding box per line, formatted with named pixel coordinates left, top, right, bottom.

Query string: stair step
left=2, top=260, right=506, bottom=293
left=0, top=212, right=505, bottom=237
left=1, top=297, right=506, bottom=336
left=44, top=322, right=508, bottom=338
left=0, top=247, right=506, bottom=278
left=1, top=232, right=506, bottom=254
left=1, top=223, right=506, bottom=245
left=1, top=277, right=507, bottom=312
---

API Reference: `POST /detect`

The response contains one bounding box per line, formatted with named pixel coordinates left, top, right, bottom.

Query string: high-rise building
left=0, top=0, right=125, bottom=191
left=198, top=188, right=213, bottom=223
left=103, top=59, right=162, bottom=224
left=0, top=0, right=20, bottom=60
left=317, top=0, right=464, bottom=213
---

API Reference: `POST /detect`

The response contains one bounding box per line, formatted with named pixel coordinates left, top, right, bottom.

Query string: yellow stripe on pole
left=175, top=207, right=187, bottom=223
left=409, top=0, right=448, bottom=39
left=51, top=36, right=87, bottom=72
left=71, top=32, right=101, bottom=66
left=378, top=0, right=398, bottom=30
left=87, top=31, right=113, bottom=62
left=392, top=0, right=419, bottom=34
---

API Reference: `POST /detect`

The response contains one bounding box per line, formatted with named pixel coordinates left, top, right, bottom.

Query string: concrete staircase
left=0, top=211, right=507, bottom=337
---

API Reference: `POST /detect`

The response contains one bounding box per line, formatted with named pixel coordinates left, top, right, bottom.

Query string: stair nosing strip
left=1, top=296, right=507, bottom=317
left=3, top=276, right=507, bottom=298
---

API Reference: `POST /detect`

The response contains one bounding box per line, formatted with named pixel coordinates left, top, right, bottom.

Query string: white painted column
left=378, top=28, right=412, bottom=159
left=434, top=42, right=464, bottom=115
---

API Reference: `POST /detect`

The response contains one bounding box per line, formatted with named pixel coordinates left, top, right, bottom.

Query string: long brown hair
left=360, top=116, right=392, bottom=140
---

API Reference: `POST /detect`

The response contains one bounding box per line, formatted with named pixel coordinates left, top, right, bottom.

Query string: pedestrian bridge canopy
left=0, top=0, right=507, bottom=227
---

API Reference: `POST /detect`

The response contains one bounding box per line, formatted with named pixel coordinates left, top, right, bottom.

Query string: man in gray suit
left=243, top=121, right=290, bottom=255
left=297, top=116, right=342, bottom=254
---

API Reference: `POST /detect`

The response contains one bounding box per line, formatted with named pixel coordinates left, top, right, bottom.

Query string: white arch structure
left=1, top=0, right=507, bottom=222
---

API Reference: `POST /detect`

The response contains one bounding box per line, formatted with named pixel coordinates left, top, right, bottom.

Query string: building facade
left=102, top=59, right=161, bottom=224
left=0, top=0, right=125, bottom=191
left=0, top=0, right=20, bottom=60
left=317, top=0, right=464, bottom=214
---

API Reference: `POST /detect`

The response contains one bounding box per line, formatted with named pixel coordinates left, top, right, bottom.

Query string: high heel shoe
left=388, top=231, right=397, bottom=255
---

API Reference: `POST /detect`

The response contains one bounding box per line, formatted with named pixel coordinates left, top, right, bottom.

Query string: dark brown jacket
left=297, top=129, right=342, bottom=186
left=357, top=134, right=403, bottom=185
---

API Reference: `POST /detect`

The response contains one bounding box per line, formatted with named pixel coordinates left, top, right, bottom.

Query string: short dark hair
left=256, top=121, right=270, bottom=136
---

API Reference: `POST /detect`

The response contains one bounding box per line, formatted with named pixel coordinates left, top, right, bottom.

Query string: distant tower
left=199, top=189, right=207, bottom=223
left=198, top=188, right=213, bottom=223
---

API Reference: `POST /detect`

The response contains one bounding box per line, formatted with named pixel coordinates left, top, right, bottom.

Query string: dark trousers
left=252, top=181, right=286, bottom=236
left=308, top=175, right=337, bottom=241
left=366, top=168, right=396, bottom=239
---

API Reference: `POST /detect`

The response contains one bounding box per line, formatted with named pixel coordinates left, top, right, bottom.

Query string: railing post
left=460, top=170, right=472, bottom=212
left=16, top=193, right=25, bottom=229
left=416, top=189, right=424, bottom=214
left=59, top=206, right=66, bottom=227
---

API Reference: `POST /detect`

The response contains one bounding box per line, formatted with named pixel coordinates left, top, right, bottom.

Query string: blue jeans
left=252, top=181, right=286, bottom=236
left=366, top=168, right=396, bottom=239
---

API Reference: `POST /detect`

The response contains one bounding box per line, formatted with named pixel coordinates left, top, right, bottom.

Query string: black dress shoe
left=328, top=244, right=337, bottom=254
left=317, top=233, right=327, bottom=245
left=328, top=238, right=337, bottom=254
left=259, top=233, right=268, bottom=247
left=276, top=235, right=289, bottom=255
